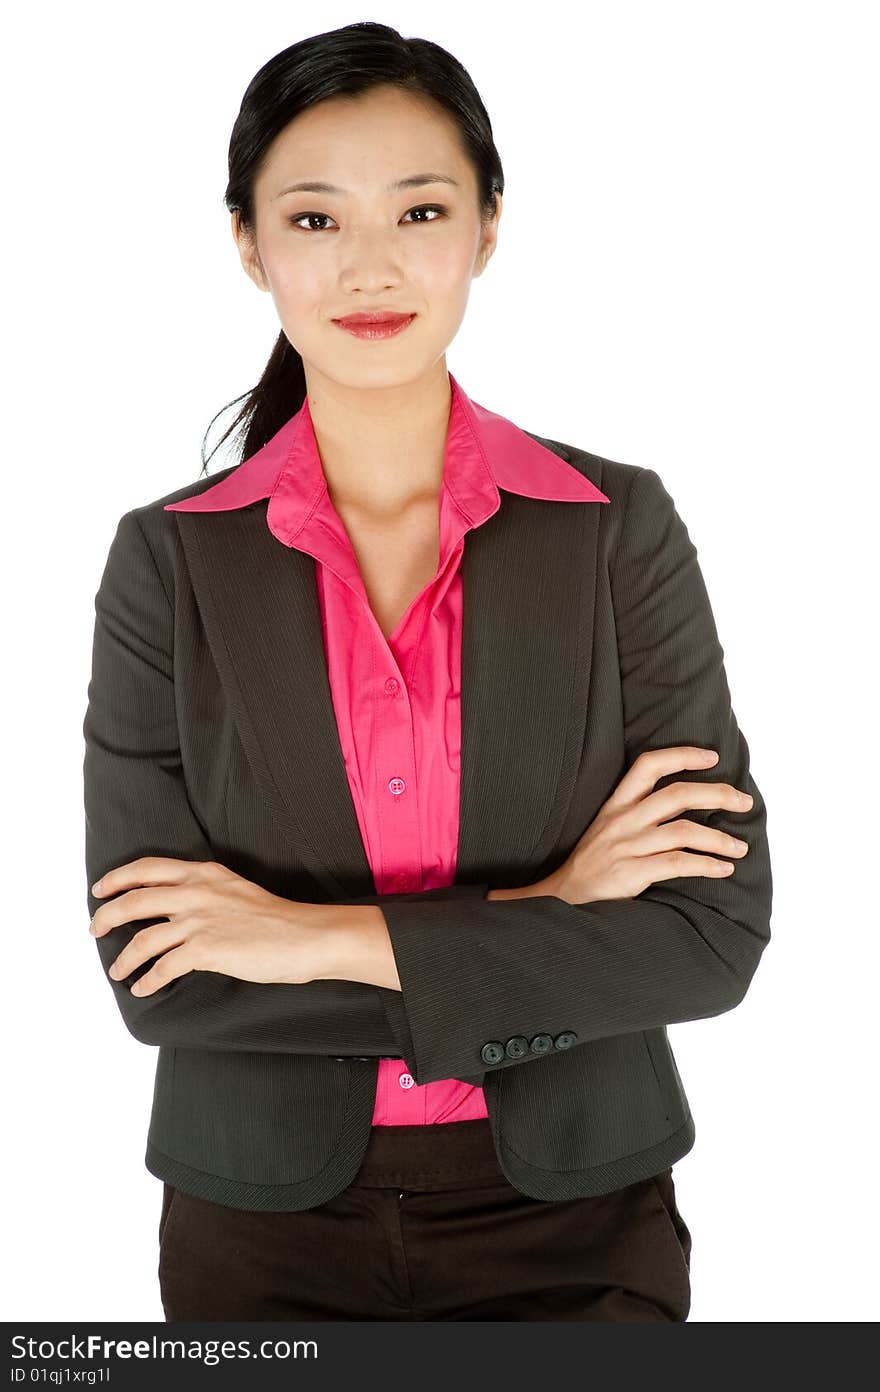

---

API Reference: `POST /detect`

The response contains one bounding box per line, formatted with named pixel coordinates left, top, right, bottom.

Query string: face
left=232, top=84, right=501, bottom=392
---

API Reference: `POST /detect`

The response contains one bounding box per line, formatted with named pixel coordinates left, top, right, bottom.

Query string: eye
left=401, top=204, right=447, bottom=223
left=289, top=212, right=335, bottom=231
left=288, top=204, right=447, bottom=231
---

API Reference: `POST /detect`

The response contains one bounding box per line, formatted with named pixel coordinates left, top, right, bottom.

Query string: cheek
left=255, top=227, right=318, bottom=304
left=415, top=238, right=477, bottom=300
left=264, top=261, right=323, bottom=324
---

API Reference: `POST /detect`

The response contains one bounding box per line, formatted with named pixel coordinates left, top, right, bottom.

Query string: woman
left=83, top=22, right=772, bottom=1322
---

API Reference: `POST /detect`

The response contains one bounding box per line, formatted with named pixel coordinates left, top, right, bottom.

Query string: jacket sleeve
left=374, top=466, right=773, bottom=1084
left=83, top=507, right=488, bottom=1055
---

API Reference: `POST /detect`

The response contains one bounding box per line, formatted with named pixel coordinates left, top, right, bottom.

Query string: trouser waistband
left=350, top=1118, right=505, bottom=1189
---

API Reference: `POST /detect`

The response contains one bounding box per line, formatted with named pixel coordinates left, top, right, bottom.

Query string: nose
left=338, top=231, right=405, bottom=297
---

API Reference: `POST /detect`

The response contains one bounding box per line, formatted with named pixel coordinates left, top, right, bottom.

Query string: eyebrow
left=273, top=172, right=460, bottom=200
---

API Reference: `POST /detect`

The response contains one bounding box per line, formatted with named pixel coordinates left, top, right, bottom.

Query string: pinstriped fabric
left=83, top=387, right=771, bottom=1209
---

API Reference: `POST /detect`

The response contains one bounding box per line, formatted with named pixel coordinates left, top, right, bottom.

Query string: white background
left=3, top=0, right=878, bottom=1322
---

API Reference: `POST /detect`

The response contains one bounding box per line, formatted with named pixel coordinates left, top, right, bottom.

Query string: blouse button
left=384, top=677, right=400, bottom=696
left=388, top=777, right=406, bottom=796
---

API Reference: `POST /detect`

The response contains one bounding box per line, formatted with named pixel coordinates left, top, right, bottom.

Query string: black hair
left=199, top=20, right=505, bottom=476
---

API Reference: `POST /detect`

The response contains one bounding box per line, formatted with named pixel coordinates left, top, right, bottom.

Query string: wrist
left=306, top=901, right=401, bottom=990
left=487, top=873, right=563, bottom=901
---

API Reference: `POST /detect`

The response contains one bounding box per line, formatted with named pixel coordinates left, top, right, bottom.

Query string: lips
left=333, top=312, right=415, bottom=327
left=332, top=312, right=417, bottom=341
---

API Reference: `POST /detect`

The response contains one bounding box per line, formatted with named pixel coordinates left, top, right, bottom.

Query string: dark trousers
left=158, top=1118, right=692, bottom=1321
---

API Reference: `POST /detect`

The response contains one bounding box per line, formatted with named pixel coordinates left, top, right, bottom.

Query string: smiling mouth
left=333, top=311, right=415, bottom=324
left=332, top=313, right=417, bottom=339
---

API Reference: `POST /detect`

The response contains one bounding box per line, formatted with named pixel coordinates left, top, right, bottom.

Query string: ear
left=230, top=209, right=270, bottom=293
left=475, top=192, right=502, bottom=277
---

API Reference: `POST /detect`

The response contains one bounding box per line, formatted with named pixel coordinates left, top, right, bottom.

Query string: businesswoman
left=83, top=22, right=772, bottom=1322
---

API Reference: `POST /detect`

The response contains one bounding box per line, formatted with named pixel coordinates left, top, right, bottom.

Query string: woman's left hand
left=89, top=857, right=326, bottom=996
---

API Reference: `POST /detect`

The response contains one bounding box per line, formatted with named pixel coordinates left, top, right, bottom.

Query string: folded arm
left=372, top=466, right=773, bottom=1083
left=83, top=507, right=488, bottom=1057
left=84, top=470, right=772, bottom=1085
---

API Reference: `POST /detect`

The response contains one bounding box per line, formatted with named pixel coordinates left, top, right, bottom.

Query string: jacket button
left=554, top=1031, right=578, bottom=1050
left=505, top=1035, right=529, bottom=1059
left=481, top=1040, right=506, bottom=1065
left=529, top=1033, right=554, bottom=1054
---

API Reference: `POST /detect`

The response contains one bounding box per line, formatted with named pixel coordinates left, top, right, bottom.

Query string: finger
left=126, top=945, right=196, bottom=998
left=642, top=850, right=738, bottom=883
left=645, top=780, right=754, bottom=824
left=90, top=883, right=186, bottom=938
left=642, top=818, right=749, bottom=859
left=91, top=856, right=214, bottom=899
left=609, top=748, right=719, bottom=809
left=108, top=923, right=188, bottom=982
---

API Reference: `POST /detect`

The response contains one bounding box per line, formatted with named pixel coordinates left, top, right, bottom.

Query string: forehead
left=256, top=87, right=465, bottom=193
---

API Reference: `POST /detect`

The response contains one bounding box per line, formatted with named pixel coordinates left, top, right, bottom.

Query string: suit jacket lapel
left=457, top=486, right=599, bottom=886
left=172, top=470, right=599, bottom=899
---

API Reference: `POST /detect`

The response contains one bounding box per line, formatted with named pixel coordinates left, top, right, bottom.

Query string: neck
left=303, top=363, right=452, bottom=519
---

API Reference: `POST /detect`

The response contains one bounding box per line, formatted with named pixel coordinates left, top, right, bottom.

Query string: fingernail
left=92, top=879, right=103, bottom=894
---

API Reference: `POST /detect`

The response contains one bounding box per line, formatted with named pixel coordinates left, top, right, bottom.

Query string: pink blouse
left=165, top=370, right=609, bottom=1123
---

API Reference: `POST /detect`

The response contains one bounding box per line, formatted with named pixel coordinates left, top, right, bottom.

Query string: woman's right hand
left=542, top=747, right=753, bottom=906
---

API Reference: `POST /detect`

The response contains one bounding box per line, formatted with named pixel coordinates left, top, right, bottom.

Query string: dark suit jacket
left=82, top=434, right=772, bottom=1210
